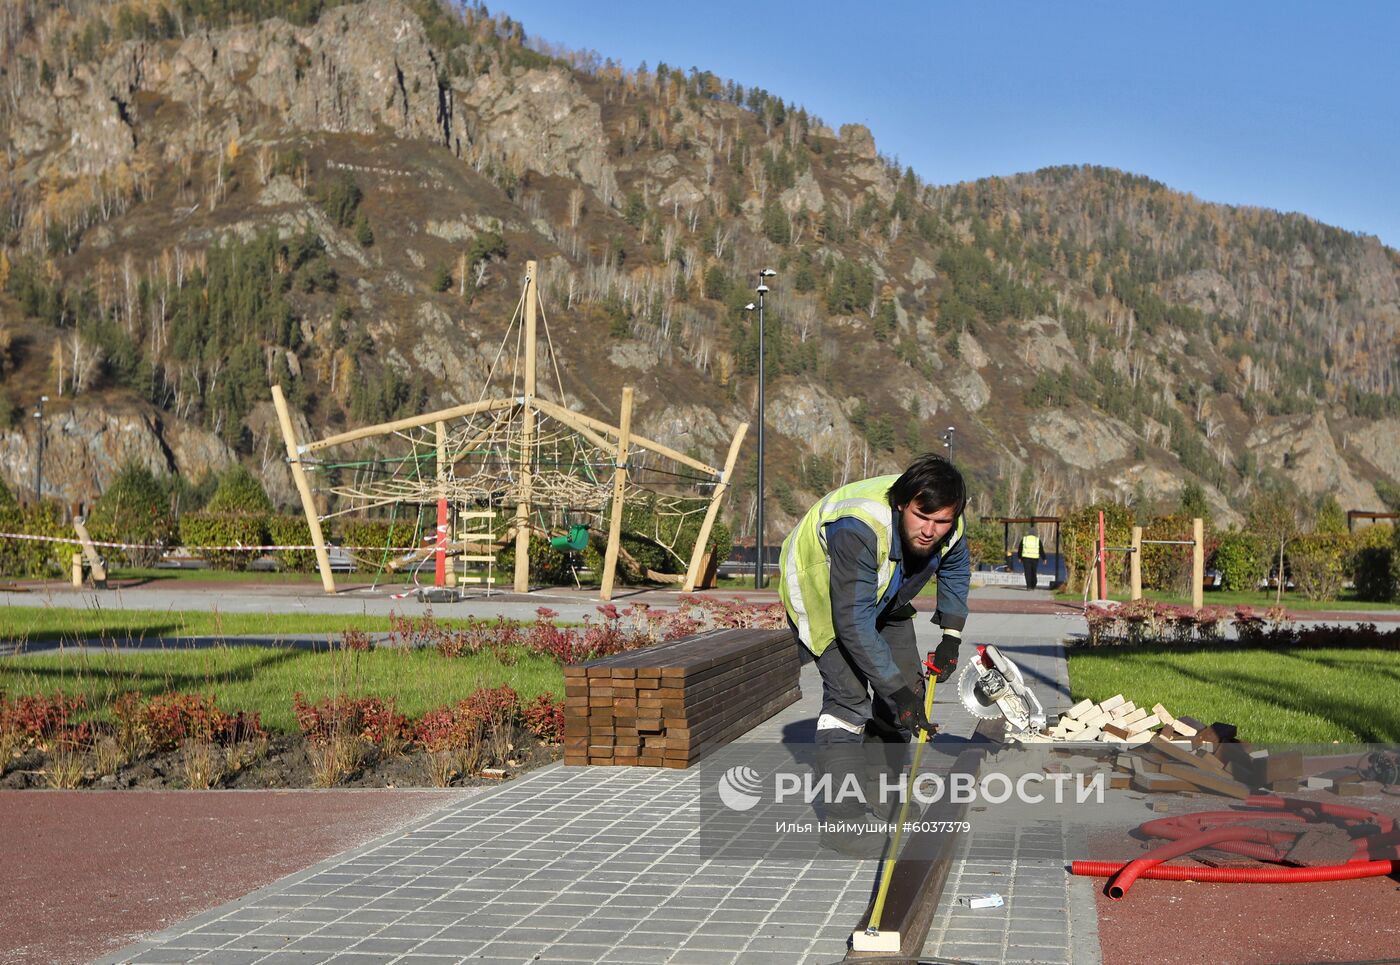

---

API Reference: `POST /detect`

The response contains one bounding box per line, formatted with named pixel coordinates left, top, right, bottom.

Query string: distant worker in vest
left=1017, top=529, right=1042, bottom=590
left=778, top=454, right=970, bottom=846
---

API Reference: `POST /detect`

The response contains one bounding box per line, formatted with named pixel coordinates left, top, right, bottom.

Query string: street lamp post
left=942, top=425, right=955, bottom=465
left=747, top=268, right=777, bottom=589
left=33, top=395, right=48, bottom=502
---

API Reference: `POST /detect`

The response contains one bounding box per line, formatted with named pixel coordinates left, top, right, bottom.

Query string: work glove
left=890, top=685, right=936, bottom=740
left=930, top=633, right=961, bottom=684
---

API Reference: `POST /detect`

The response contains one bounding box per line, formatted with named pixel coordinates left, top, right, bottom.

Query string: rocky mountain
left=1, top=0, right=1397, bottom=536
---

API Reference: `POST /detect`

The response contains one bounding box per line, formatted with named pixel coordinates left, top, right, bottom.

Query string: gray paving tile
left=189, top=952, right=268, bottom=965
left=665, top=953, right=739, bottom=965
left=343, top=936, right=420, bottom=954
left=103, top=636, right=1096, bottom=965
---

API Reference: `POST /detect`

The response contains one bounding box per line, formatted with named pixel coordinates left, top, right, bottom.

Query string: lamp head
left=760, top=268, right=776, bottom=277
left=744, top=303, right=756, bottom=311
left=755, top=284, right=769, bottom=294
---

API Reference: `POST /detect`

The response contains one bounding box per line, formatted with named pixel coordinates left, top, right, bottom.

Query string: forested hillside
left=1, top=0, right=1397, bottom=537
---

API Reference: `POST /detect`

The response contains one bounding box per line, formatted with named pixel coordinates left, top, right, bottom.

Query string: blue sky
left=497, top=1, right=1400, bottom=248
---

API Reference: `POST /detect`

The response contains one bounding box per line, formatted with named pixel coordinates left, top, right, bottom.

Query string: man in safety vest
left=778, top=454, right=970, bottom=849
left=1017, top=530, right=1042, bottom=590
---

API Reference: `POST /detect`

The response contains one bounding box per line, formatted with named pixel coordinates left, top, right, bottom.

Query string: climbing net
left=299, top=273, right=724, bottom=573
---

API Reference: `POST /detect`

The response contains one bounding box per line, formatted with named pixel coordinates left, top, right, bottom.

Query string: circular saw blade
left=956, top=660, right=1032, bottom=728
left=956, top=661, right=1005, bottom=720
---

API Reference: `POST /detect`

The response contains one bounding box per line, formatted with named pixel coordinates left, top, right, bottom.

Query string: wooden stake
left=271, top=384, right=336, bottom=593
left=682, top=421, right=748, bottom=592
left=600, top=386, right=634, bottom=601
left=514, top=260, right=538, bottom=593
left=1130, top=525, right=1142, bottom=601
left=1192, top=516, right=1204, bottom=611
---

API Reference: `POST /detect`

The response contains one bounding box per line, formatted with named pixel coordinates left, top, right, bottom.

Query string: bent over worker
left=778, top=454, right=970, bottom=841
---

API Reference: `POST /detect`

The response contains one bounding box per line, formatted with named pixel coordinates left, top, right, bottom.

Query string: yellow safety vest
left=1020, top=534, right=1041, bottom=559
left=779, top=475, right=963, bottom=656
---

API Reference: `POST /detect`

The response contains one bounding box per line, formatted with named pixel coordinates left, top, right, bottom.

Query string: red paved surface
left=1094, top=868, right=1400, bottom=964
left=0, top=789, right=464, bottom=965
left=1087, top=797, right=1400, bottom=965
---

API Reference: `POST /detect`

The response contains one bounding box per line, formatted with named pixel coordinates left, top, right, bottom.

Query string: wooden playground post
left=436, top=420, right=452, bottom=588
left=682, top=421, right=749, bottom=592
left=514, top=260, right=538, bottom=593
left=600, top=386, right=634, bottom=601
left=271, top=384, right=336, bottom=593
left=1192, top=516, right=1204, bottom=611
left=1130, top=526, right=1143, bottom=601
left=71, top=517, right=107, bottom=589
left=1097, top=510, right=1107, bottom=600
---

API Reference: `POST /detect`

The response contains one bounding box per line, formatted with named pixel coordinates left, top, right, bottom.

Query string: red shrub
left=461, top=685, right=519, bottom=729
left=142, top=693, right=228, bottom=750
left=0, top=691, right=86, bottom=741
left=413, top=704, right=481, bottom=753
left=293, top=693, right=407, bottom=747
left=522, top=693, right=564, bottom=744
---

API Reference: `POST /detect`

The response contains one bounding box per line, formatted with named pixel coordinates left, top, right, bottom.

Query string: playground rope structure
left=301, top=277, right=718, bottom=572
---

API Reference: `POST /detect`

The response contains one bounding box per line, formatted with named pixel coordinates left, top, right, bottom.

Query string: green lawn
left=1056, top=587, right=1400, bottom=612
left=1, top=645, right=565, bottom=733
left=1068, top=646, right=1400, bottom=743
left=0, top=605, right=516, bottom=643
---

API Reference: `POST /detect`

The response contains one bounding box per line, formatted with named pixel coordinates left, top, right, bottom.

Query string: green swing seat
left=549, top=523, right=590, bottom=552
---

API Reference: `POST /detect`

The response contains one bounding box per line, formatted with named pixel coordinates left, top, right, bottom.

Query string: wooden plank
left=1125, top=713, right=1161, bottom=735
left=1131, top=771, right=1194, bottom=793
left=1149, top=734, right=1230, bottom=776
left=1160, top=761, right=1250, bottom=799
left=660, top=687, right=802, bottom=766
left=846, top=748, right=986, bottom=961
left=1116, top=707, right=1147, bottom=726
left=573, top=627, right=792, bottom=673
left=659, top=683, right=801, bottom=748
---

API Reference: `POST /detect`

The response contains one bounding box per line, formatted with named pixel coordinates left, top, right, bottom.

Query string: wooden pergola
left=1347, top=510, right=1399, bottom=532
left=270, top=260, right=748, bottom=598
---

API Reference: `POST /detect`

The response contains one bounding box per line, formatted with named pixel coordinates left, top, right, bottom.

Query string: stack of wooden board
left=1048, top=696, right=1200, bottom=745
left=1053, top=726, right=1309, bottom=798
left=562, top=627, right=800, bottom=768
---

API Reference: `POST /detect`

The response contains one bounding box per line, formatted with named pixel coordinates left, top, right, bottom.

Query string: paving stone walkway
left=103, top=602, right=1100, bottom=965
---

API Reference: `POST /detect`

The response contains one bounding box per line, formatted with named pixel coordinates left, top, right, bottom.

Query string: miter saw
left=957, top=644, right=1048, bottom=738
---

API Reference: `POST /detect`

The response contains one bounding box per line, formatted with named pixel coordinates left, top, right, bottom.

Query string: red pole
left=435, top=498, right=448, bottom=587
left=1097, top=510, right=1107, bottom=600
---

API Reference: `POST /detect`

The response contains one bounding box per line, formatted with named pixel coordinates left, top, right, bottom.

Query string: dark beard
left=900, top=530, right=936, bottom=566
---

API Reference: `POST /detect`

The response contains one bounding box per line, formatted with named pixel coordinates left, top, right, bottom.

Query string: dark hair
left=887, top=453, right=965, bottom=515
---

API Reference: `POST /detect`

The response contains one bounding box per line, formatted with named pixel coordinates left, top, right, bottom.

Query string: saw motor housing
left=957, top=644, right=1047, bottom=736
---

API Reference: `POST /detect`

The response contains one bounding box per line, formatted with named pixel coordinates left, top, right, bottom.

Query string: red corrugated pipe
left=1073, top=795, right=1400, bottom=898
left=1071, top=859, right=1399, bottom=885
